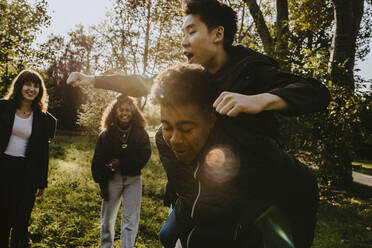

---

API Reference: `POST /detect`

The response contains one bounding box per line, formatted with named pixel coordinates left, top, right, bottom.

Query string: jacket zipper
left=187, top=161, right=201, bottom=248
left=186, top=222, right=199, bottom=248
left=234, top=224, right=241, bottom=240
left=190, top=160, right=201, bottom=219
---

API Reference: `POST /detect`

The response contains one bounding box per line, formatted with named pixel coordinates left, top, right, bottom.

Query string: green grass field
left=28, top=134, right=372, bottom=247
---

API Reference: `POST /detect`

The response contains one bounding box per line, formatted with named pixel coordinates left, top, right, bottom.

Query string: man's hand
left=66, top=72, right=95, bottom=86
left=35, top=188, right=44, bottom=197
left=105, top=158, right=120, bottom=172
left=213, top=92, right=288, bottom=117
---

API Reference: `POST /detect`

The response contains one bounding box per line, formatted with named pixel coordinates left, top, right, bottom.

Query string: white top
left=4, top=112, right=33, bottom=157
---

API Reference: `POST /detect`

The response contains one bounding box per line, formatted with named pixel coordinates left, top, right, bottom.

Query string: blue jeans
left=159, top=209, right=180, bottom=248
left=100, top=173, right=142, bottom=248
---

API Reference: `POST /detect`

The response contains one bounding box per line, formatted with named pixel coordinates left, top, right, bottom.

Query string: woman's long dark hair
left=4, top=69, right=48, bottom=112
left=101, top=94, right=146, bottom=131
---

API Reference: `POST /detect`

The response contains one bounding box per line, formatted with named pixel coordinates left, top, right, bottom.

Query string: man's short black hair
left=184, top=0, right=237, bottom=49
left=151, top=63, right=217, bottom=111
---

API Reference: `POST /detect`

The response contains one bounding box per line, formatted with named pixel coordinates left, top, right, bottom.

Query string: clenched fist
left=66, top=72, right=95, bottom=86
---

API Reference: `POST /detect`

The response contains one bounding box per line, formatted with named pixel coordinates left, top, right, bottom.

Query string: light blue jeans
left=100, top=173, right=142, bottom=248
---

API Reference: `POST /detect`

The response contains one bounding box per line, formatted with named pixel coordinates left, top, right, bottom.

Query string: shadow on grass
left=49, top=139, right=67, bottom=159
left=348, top=182, right=372, bottom=199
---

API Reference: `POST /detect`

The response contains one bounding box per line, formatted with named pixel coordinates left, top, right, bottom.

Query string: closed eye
left=162, top=125, right=172, bottom=132
left=180, top=124, right=195, bottom=133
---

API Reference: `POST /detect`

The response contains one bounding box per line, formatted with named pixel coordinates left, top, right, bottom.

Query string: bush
left=279, top=86, right=365, bottom=188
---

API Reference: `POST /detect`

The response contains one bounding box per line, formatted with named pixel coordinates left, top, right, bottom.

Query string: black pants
left=0, top=154, right=36, bottom=247
left=277, top=162, right=319, bottom=248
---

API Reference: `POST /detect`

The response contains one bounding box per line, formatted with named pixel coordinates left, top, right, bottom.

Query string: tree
left=77, top=0, right=185, bottom=133
left=329, top=0, right=365, bottom=90
left=237, top=0, right=371, bottom=188
left=40, top=26, right=99, bottom=129
left=0, top=0, right=50, bottom=96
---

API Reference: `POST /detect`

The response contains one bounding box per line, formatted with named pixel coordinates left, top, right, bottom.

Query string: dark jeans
left=0, top=154, right=36, bottom=248
left=159, top=209, right=180, bottom=248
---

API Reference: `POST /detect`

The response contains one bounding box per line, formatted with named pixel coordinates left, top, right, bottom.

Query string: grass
left=30, top=134, right=167, bottom=248
left=28, top=134, right=372, bottom=247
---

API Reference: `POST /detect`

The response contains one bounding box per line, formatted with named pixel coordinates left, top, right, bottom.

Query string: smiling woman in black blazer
left=0, top=69, right=55, bottom=248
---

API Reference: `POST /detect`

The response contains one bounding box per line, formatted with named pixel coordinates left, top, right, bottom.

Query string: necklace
left=117, top=125, right=132, bottom=150
left=18, top=109, right=32, bottom=116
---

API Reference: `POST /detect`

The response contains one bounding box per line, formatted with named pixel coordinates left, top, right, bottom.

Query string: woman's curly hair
left=101, top=94, right=146, bottom=131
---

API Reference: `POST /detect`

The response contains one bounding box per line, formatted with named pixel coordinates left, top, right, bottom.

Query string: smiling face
left=116, top=102, right=133, bottom=125
left=182, top=14, right=221, bottom=70
left=21, top=81, right=40, bottom=102
left=161, top=103, right=215, bottom=164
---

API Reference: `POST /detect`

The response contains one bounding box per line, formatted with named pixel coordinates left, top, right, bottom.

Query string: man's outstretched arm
left=67, top=72, right=150, bottom=97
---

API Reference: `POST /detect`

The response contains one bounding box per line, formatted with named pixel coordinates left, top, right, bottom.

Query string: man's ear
left=208, top=111, right=217, bottom=128
left=213, top=26, right=224, bottom=43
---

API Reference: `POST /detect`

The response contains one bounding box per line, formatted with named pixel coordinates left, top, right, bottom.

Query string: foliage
left=356, top=93, right=372, bottom=160
left=279, top=85, right=368, bottom=187
left=40, top=26, right=98, bottom=129
left=77, top=87, right=117, bottom=135
left=93, top=0, right=184, bottom=76
left=236, top=0, right=371, bottom=188
left=142, top=104, right=161, bottom=128
left=0, top=0, right=50, bottom=96
left=76, top=0, right=184, bottom=132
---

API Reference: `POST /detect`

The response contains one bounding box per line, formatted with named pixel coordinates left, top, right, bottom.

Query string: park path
left=353, top=171, right=372, bottom=187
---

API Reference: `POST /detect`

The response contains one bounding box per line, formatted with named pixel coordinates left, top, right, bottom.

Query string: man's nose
left=181, top=35, right=189, bottom=48
left=170, top=131, right=183, bottom=145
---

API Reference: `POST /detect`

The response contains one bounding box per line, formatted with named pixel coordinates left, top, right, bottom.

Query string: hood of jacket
left=213, top=45, right=279, bottom=91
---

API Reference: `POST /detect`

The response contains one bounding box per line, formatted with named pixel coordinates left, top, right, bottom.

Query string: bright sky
left=33, top=0, right=113, bottom=44
left=356, top=43, right=372, bottom=81
left=33, top=0, right=372, bottom=81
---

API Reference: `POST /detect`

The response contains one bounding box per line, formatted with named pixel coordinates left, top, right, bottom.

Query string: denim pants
left=160, top=209, right=182, bottom=248
left=100, top=173, right=142, bottom=248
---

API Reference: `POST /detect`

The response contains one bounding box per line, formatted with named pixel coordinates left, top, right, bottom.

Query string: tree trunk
left=328, top=0, right=364, bottom=90
left=143, top=1, right=151, bottom=75
left=275, top=0, right=289, bottom=57
left=325, top=0, right=364, bottom=188
left=243, top=0, right=274, bottom=55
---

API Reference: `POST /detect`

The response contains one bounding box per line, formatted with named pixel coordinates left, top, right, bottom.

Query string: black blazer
left=0, top=99, right=54, bottom=189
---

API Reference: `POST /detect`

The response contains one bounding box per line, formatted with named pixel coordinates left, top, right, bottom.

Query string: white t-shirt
left=4, top=112, right=33, bottom=157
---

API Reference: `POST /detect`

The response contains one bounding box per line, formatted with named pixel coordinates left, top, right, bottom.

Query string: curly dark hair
left=151, top=63, right=217, bottom=112
left=4, top=69, right=48, bottom=112
left=101, top=94, right=146, bottom=131
left=184, top=0, right=238, bottom=49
